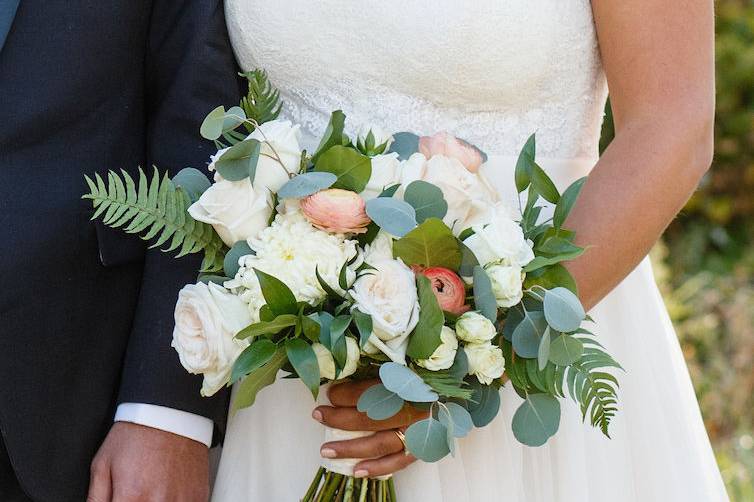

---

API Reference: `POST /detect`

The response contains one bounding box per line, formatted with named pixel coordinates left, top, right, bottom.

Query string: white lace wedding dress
left=213, top=1, right=728, bottom=500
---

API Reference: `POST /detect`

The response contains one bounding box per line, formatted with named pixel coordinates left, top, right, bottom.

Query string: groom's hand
left=87, top=422, right=210, bottom=502
left=313, top=380, right=427, bottom=478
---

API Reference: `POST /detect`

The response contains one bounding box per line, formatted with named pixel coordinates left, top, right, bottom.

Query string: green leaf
left=543, top=287, right=585, bottom=332
left=312, top=110, right=346, bottom=163
left=512, top=310, right=548, bottom=358
left=511, top=394, right=561, bottom=446
left=232, top=347, right=287, bottom=412
left=235, top=314, right=298, bottom=340
left=172, top=168, right=210, bottom=201
left=405, top=418, right=451, bottom=462
left=406, top=275, right=445, bottom=360
left=467, top=380, right=501, bottom=427
left=254, top=268, right=298, bottom=316
left=328, top=315, right=351, bottom=368
left=403, top=180, right=448, bottom=223
left=448, top=348, right=469, bottom=381
left=514, top=133, right=536, bottom=193
left=300, top=314, right=321, bottom=343
left=197, top=274, right=231, bottom=286
left=352, top=309, right=373, bottom=348
left=553, top=177, right=586, bottom=228
left=472, top=266, right=498, bottom=322
left=230, top=339, right=277, bottom=384
left=315, top=265, right=345, bottom=300
left=365, top=197, right=417, bottom=237
left=393, top=218, right=461, bottom=269
left=537, top=327, right=552, bottom=370
left=224, top=241, right=254, bottom=279
left=277, top=172, right=337, bottom=199
left=523, top=248, right=585, bottom=272
left=313, top=145, right=372, bottom=193
left=378, top=183, right=401, bottom=198
left=523, top=263, right=579, bottom=296
left=438, top=402, right=474, bottom=438
left=530, top=162, right=560, bottom=203
left=215, top=139, right=262, bottom=182
left=285, top=338, right=320, bottom=399
left=548, top=333, right=584, bottom=365
left=379, top=362, right=438, bottom=402
left=357, top=383, right=405, bottom=420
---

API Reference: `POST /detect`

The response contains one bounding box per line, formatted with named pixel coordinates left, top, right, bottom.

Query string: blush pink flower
left=301, top=188, right=371, bottom=234
left=414, top=266, right=470, bottom=315
left=418, top=131, right=485, bottom=173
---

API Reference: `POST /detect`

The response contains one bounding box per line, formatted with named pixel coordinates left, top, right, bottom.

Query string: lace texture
left=225, top=0, right=609, bottom=158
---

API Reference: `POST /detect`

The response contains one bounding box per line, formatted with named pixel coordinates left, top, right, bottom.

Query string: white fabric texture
left=114, top=403, right=213, bottom=447
left=213, top=1, right=728, bottom=500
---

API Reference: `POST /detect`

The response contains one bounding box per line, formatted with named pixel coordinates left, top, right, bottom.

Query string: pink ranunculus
left=418, top=131, right=485, bottom=173
left=416, top=266, right=470, bottom=315
left=301, top=188, right=371, bottom=234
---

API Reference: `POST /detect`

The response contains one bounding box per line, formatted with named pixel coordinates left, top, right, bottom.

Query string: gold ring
left=394, top=429, right=408, bottom=455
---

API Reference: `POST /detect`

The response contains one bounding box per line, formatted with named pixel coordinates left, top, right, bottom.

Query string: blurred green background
left=600, top=2, right=754, bottom=498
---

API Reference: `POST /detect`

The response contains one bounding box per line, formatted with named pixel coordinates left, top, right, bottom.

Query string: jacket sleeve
left=116, top=0, right=242, bottom=439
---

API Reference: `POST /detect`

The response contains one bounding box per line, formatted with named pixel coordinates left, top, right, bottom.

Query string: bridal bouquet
left=83, top=70, right=621, bottom=501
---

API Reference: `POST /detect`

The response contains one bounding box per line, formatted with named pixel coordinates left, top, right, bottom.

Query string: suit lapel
left=0, top=0, right=20, bottom=53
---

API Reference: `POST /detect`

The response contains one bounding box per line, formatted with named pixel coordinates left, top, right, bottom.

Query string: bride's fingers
left=327, top=379, right=380, bottom=407
left=313, top=405, right=427, bottom=431
left=352, top=451, right=416, bottom=479
left=320, top=430, right=403, bottom=460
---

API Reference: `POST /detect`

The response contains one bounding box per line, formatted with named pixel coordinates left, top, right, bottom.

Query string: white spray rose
left=486, top=263, right=524, bottom=308
left=248, top=119, right=302, bottom=192
left=355, top=125, right=393, bottom=156
left=399, top=153, right=498, bottom=235
left=416, top=326, right=458, bottom=371
left=312, top=338, right=360, bottom=380
left=188, top=178, right=273, bottom=247
left=463, top=208, right=534, bottom=267
left=465, top=342, right=506, bottom=385
left=455, top=311, right=497, bottom=343
left=171, top=282, right=252, bottom=397
left=349, top=258, right=420, bottom=364
left=361, top=153, right=401, bottom=200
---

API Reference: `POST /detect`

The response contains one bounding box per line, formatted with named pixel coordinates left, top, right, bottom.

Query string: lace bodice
left=225, top=0, right=609, bottom=159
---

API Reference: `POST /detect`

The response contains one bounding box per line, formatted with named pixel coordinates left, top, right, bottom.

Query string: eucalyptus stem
left=388, top=478, right=397, bottom=502
left=358, top=478, right=369, bottom=502
left=304, top=470, right=397, bottom=502
left=377, top=480, right=384, bottom=502
left=303, top=467, right=325, bottom=501
left=343, top=476, right=355, bottom=502
left=314, top=472, right=332, bottom=502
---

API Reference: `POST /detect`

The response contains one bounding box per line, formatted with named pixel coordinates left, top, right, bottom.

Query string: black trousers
left=0, top=437, right=32, bottom=502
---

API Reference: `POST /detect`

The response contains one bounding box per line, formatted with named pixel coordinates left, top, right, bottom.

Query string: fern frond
left=239, top=69, right=282, bottom=129
left=414, top=367, right=474, bottom=400
left=82, top=167, right=226, bottom=272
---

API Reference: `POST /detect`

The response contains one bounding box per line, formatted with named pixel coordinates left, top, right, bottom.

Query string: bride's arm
left=570, top=0, right=715, bottom=309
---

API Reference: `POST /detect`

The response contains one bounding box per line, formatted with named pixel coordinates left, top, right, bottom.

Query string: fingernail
left=312, top=409, right=323, bottom=422
left=320, top=448, right=336, bottom=458
left=354, top=469, right=369, bottom=478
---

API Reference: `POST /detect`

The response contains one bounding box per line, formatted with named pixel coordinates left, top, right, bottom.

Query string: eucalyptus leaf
left=232, top=347, right=287, bottom=411
left=512, top=310, right=548, bottom=358
left=537, top=327, right=552, bottom=370
left=467, top=380, right=501, bottom=427
left=277, top=172, right=337, bottom=199
left=365, top=197, right=417, bottom=237
left=224, top=241, right=254, bottom=278
left=388, top=131, right=421, bottom=160
left=403, top=180, right=448, bottom=223
left=406, top=275, right=445, bottom=360
left=473, top=266, right=498, bottom=322
left=392, top=218, right=461, bottom=269
left=543, top=287, right=585, bottom=332
left=285, top=339, right=320, bottom=399
left=405, top=418, right=451, bottom=462
left=254, top=268, right=298, bottom=316
left=511, top=394, right=561, bottom=446
left=230, top=339, right=276, bottom=384
left=379, top=362, right=439, bottom=402
left=200, top=105, right=226, bottom=140
left=357, top=383, right=405, bottom=420
left=172, top=168, right=210, bottom=201
left=313, top=145, right=372, bottom=193
left=458, top=240, right=480, bottom=277
left=215, top=138, right=262, bottom=183
left=447, top=348, right=469, bottom=381
left=378, top=184, right=401, bottom=198
left=438, top=402, right=474, bottom=438
left=222, top=106, right=247, bottom=132
left=503, top=305, right=525, bottom=342
left=553, top=177, right=586, bottom=228
left=548, top=333, right=584, bottom=366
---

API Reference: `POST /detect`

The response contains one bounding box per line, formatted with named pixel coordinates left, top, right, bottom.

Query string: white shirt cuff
left=115, top=403, right=214, bottom=448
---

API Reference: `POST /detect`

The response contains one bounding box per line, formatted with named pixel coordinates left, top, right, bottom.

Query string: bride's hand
left=312, top=379, right=428, bottom=478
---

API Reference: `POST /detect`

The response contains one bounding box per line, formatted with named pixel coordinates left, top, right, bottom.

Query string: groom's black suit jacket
left=0, top=1, right=241, bottom=500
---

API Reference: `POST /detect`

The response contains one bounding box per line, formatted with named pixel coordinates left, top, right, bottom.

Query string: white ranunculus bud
left=248, top=119, right=303, bottom=192
left=355, top=125, right=393, bottom=156
left=464, top=342, right=506, bottom=385
left=188, top=178, right=273, bottom=247
left=463, top=208, right=534, bottom=267
left=486, top=263, right=524, bottom=308
left=455, top=311, right=497, bottom=343
left=362, top=231, right=394, bottom=264
left=171, top=282, right=252, bottom=397
left=361, top=153, right=401, bottom=200
left=416, top=326, right=458, bottom=371
left=312, top=337, right=360, bottom=380
left=349, top=259, right=420, bottom=364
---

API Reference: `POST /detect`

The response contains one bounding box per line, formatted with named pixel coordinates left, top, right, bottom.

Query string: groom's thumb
left=87, top=456, right=112, bottom=502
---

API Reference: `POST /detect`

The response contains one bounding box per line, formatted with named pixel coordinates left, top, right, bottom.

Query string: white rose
left=455, top=311, right=497, bottom=343
left=486, top=263, right=524, bottom=308
left=399, top=153, right=498, bottom=234
left=355, top=125, right=393, bottom=156
left=361, top=153, right=401, bottom=199
left=248, top=119, right=302, bottom=192
left=349, top=258, right=420, bottom=364
left=188, top=178, right=273, bottom=247
left=312, top=337, right=360, bottom=380
left=464, top=342, right=506, bottom=385
left=416, top=326, right=458, bottom=371
left=463, top=209, right=534, bottom=267
left=171, top=282, right=253, bottom=397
